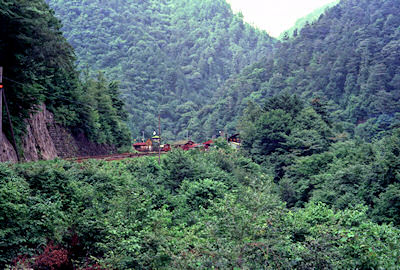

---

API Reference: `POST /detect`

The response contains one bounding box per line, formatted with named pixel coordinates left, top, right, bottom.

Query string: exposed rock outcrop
left=0, top=132, right=18, bottom=163
left=23, top=104, right=58, bottom=162
left=48, top=124, right=79, bottom=158
left=48, top=123, right=116, bottom=158
left=1, top=104, right=117, bottom=163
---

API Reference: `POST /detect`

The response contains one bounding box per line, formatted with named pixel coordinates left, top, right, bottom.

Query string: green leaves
left=2, top=148, right=400, bottom=268
left=188, top=0, right=400, bottom=141
left=241, top=94, right=333, bottom=180
left=46, top=0, right=275, bottom=141
left=0, top=0, right=131, bottom=150
left=284, top=202, right=400, bottom=269
left=162, top=149, right=198, bottom=191
left=277, top=128, right=400, bottom=226
left=79, top=73, right=130, bottom=146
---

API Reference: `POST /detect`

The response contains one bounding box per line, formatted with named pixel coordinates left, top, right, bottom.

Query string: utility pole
left=158, top=113, right=161, bottom=165
left=3, top=89, right=20, bottom=162
left=0, top=68, right=20, bottom=162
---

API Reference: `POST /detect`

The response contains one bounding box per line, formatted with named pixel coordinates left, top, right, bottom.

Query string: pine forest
left=1, top=0, right=400, bottom=269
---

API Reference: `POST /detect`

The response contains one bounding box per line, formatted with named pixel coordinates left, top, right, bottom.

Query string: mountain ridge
left=192, top=0, right=400, bottom=140
left=46, top=0, right=276, bottom=140
left=279, top=0, right=340, bottom=39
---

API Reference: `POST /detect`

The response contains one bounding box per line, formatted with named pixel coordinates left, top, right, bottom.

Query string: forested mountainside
left=3, top=1, right=400, bottom=268
left=0, top=0, right=130, bottom=152
left=279, top=0, right=339, bottom=39
left=45, top=0, right=275, bottom=140
left=195, top=0, right=400, bottom=141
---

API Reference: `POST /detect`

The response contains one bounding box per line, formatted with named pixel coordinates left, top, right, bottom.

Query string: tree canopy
left=2, top=1, right=400, bottom=268
left=45, top=0, right=275, bottom=141
left=0, top=0, right=130, bottom=148
left=191, top=0, right=400, bottom=141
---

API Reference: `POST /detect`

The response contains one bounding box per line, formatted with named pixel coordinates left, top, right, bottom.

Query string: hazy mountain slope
left=46, top=0, right=275, bottom=140
left=195, top=0, right=400, bottom=139
left=279, top=0, right=339, bottom=39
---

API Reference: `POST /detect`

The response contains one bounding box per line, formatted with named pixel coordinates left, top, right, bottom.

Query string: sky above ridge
left=226, top=0, right=338, bottom=37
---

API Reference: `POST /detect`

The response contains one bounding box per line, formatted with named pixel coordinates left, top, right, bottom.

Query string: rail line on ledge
left=67, top=151, right=165, bottom=163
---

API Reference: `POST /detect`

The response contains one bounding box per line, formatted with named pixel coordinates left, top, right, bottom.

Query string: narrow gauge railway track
left=68, top=152, right=165, bottom=162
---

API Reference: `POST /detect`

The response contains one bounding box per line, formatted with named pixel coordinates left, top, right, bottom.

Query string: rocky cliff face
left=0, top=104, right=117, bottom=163
left=0, top=132, right=18, bottom=163
left=22, top=104, right=58, bottom=161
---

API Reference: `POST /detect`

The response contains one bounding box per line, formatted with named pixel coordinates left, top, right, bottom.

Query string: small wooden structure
left=133, top=142, right=147, bottom=152
left=228, top=134, right=241, bottom=143
left=172, top=140, right=196, bottom=150
left=173, top=140, right=193, bottom=147
left=228, top=134, right=241, bottom=149
left=145, top=139, right=153, bottom=151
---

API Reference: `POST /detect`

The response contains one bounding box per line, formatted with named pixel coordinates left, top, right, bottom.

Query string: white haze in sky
left=226, top=0, right=337, bottom=37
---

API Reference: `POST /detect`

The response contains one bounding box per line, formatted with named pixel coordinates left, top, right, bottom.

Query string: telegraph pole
left=3, top=89, right=20, bottom=162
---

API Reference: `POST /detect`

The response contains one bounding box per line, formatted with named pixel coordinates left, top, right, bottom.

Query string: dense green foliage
left=0, top=0, right=130, bottom=147
left=1, top=146, right=400, bottom=269
left=239, top=94, right=400, bottom=225
left=16, top=0, right=398, bottom=143
left=45, top=0, right=275, bottom=140
left=279, top=0, right=339, bottom=40
left=2, top=1, right=400, bottom=269
left=240, top=95, right=334, bottom=179
left=193, top=0, right=400, bottom=141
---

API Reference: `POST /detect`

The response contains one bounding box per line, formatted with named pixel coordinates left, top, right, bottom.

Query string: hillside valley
left=1, top=0, right=400, bottom=269
left=45, top=0, right=400, bottom=143
left=190, top=0, right=400, bottom=140
left=45, top=0, right=275, bottom=140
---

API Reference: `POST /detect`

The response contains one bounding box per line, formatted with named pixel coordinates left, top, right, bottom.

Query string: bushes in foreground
left=1, top=149, right=400, bottom=269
